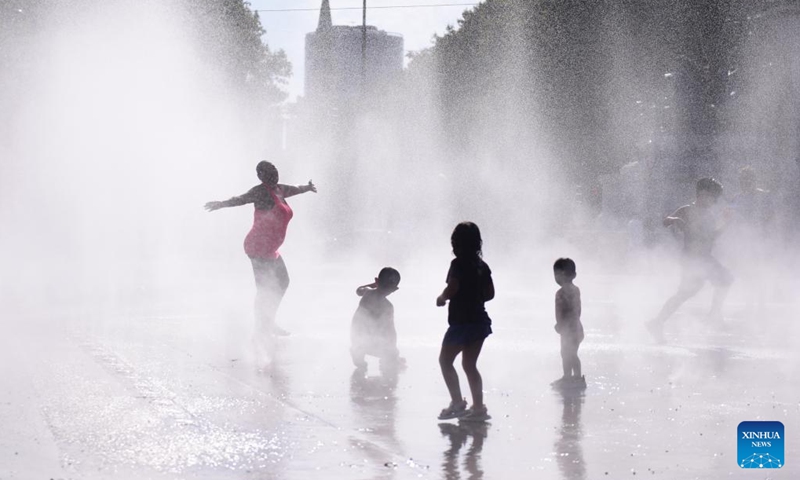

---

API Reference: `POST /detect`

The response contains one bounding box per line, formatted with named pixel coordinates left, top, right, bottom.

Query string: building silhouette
left=304, top=0, right=404, bottom=104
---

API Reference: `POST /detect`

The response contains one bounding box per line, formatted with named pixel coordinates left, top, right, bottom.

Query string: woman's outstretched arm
left=280, top=180, right=317, bottom=198
left=204, top=188, right=257, bottom=211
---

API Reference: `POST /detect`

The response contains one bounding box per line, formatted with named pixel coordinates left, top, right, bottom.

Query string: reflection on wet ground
left=439, top=420, right=488, bottom=480
left=349, top=366, right=402, bottom=478
left=2, top=283, right=799, bottom=479
left=555, top=388, right=585, bottom=480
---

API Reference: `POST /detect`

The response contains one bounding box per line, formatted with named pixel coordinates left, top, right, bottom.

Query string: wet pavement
left=2, top=269, right=799, bottom=479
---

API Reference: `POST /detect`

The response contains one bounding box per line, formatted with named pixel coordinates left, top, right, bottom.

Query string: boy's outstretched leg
left=647, top=279, right=702, bottom=342
left=708, top=261, right=733, bottom=323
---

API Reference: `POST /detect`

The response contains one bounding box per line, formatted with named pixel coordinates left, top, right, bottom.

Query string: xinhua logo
left=738, top=421, right=784, bottom=469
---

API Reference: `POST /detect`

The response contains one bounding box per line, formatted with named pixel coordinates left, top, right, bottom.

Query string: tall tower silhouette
left=317, top=0, right=332, bottom=31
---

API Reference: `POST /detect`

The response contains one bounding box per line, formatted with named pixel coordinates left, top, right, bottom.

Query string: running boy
left=552, top=258, right=586, bottom=388
left=436, top=222, right=494, bottom=422
left=350, top=267, right=404, bottom=372
left=647, top=177, right=733, bottom=342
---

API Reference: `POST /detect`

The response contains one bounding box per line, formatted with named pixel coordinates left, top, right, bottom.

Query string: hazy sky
left=250, top=0, right=477, bottom=100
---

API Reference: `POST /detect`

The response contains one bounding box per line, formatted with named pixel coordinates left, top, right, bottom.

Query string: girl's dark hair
left=451, top=222, right=482, bottom=259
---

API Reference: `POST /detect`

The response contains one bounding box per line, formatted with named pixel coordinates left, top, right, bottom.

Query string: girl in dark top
left=436, top=222, right=495, bottom=422
left=205, top=161, right=316, bottom=346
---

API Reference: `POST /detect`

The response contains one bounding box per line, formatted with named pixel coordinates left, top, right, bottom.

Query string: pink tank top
left=243, top=186, right=294, bottom=259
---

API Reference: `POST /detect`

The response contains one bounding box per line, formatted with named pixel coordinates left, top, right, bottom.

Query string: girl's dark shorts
left=443, top=320, right=492, bottom=346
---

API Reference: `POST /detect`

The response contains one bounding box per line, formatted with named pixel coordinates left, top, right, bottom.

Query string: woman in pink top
left=205, top=161, right=316, bottom=338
